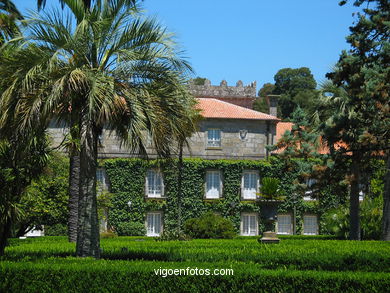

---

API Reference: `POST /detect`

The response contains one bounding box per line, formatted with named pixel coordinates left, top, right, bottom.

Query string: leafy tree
left=253, top=83, right=275, bottom=114
left=15, top=153, right=69, bottom=237
left=273, top=67, right=318, bottom=119
left=258, top=82, right=275, bottom=98
left=269, top=107, right=323, bottom=233
left=0, top=0, right=197, bottom=257
left=0, top=131, right=50, bottom=256
left=322, top=0, right=389, bottom=240
left=0, top=0, right=22, bottom=44
left=191, top=77, right=207, bottom=86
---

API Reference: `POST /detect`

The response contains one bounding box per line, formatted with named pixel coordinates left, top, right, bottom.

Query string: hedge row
left=4, top=237, right=390, bottom=272
left=1, top=259, right=389, bottom=293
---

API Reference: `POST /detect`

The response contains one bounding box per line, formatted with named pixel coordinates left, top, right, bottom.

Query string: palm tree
left=0, top=0, right=22, bottom=44
left=0, top=0, right=196, bottom=257
left=37, top=0, right=140, bottom=243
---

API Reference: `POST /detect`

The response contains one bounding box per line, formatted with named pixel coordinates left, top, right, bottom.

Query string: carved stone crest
left=239, top=129, right=248, bottom=140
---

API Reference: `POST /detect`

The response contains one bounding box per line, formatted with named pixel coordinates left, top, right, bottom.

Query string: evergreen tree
left=320, top=0, right=389, bottom=240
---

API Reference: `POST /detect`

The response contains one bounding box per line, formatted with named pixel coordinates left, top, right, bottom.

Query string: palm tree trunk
left=0, top=217, right=12, bottom=256
left=349, top=154, right=361, bottom=240
left=382, top=153, right=390, bottom=241
left=68, top=150, right=80, bottom=242
left=76, top=106, right=100, bottom=258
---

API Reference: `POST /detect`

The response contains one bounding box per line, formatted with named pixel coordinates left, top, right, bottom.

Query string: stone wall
left=46, top=118, right=277, bottom=160
left=188, top=79, right=257, bottom=98
left=183, top=119, right=276, bottom=160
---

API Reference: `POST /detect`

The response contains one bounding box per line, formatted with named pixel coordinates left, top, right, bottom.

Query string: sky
left=13, top=0, right=362, bottom=92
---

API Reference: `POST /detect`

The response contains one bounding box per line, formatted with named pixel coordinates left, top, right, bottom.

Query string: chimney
left=267, top=95, right=279, bottom=117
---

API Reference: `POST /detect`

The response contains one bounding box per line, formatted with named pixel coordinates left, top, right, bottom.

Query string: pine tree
left=323, top=0, right=389, bottom=240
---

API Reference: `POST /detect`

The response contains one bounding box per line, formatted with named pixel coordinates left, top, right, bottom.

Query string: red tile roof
left=273, top=122, right=351, bottom=155
left=273, top=122, right=294, bottom=154
left=196, top=98, right=279, bottom=121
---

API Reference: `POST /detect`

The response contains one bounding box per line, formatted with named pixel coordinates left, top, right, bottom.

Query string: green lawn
left=1, top=236, right=390, bottom=292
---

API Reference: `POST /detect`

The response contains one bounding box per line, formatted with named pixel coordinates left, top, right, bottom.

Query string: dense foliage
left=321, top=0, right=390, bottom=240
left=184, top=212, right=236, bottom=239
left=16, top=153, right=69, bottom=237
left=272, top=67, right=318, bottom=119
left=104, top=157, right=348, bottom=236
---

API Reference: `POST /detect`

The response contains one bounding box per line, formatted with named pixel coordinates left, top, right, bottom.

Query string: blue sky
left=13, top=0, right=362, bottom=91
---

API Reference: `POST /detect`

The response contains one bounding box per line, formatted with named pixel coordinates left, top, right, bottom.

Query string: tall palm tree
left=37, top=0, right=140, bottom=243
left=0, top=0, right=22, bottom=44
left=0, top=0, right=196, bottom=257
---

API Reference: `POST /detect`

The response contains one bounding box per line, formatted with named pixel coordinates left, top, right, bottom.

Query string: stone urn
left=259, top=231, right=280, bottom=244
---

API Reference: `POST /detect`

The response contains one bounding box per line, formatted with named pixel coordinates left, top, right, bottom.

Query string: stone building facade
left=47, top=80, right=320, bottom=237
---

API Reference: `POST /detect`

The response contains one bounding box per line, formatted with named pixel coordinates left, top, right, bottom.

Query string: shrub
left=322, top=195, right=383, bottom=240
left=115, top=222, right=145, bottom=236
left=100, top=230, right=117, bottom=239
left=44, top=224, right=67, bottom=236
left=360, top=195, right=383, bottom=240
left=155, top=230, right=191, bottom=241
left=184, top=212, right=236, bottom=239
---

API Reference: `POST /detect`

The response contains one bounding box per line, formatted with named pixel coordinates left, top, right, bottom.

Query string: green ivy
left=103, top=157, right=344, bottom=235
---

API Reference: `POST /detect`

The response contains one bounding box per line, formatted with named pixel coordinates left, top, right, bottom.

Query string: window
left=98, top=133, right=104, bottom=146
left=146, top=170, right=164, bottom=198
left=303, top=215, right=318, bottom=235
left=277, top=214, right=292, bottom=235
left=146, top=212, right=162, bottom=236
left=359, top=183, right=366, bottom=201
left=241, top=213, right=258, bottom=236
left=242, top=171, right=259, bottom=200
left=96, top=168, right=108, bottom=193
left=304, top=178, right=317, bottom=201
left=207, top=129, right=221, bottom=147
left=205, top=171, right=222, bottom=198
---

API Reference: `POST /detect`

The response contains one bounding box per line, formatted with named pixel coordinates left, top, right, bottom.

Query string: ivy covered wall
left=103, top=157, right=347, bottom=235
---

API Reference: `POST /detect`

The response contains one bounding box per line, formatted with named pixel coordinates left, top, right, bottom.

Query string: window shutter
left=145, top=171, right=149, bottom=197
left=243, top=215, right=249, bottom=235
left=241, top=174, right=244, bottom=198
left=161, top=173, right=165, bottom=197
left=219, top=172, right=223, bottom=198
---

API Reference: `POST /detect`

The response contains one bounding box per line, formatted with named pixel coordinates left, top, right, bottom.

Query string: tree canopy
left=273, top=67, right=318, bottom=119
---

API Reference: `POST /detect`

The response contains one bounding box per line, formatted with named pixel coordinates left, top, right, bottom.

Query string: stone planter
left=259, top=231, right=280, bottom=244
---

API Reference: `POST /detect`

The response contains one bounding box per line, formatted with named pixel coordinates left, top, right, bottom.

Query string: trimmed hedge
left=1, top=259, right=389, bottom=293
left=4, top=237, right=390, bottom=272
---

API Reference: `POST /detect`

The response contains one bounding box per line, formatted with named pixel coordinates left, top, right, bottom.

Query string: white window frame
left=304, top=178, right=317, bottom=201
left=303, top=215, right=318, bottom=235
left=205, top=170, right=222, bottom=199
left=240, top=213, right=258, bottom=236
left=146, top=212, right=163, bottom=237
left=241, top=171, right=260, bottom=200
left=277, top=214, right=292, bottom=235
left=207, top=129, right=221, bottom=147
left=145, top=169, right=164, bottom=198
